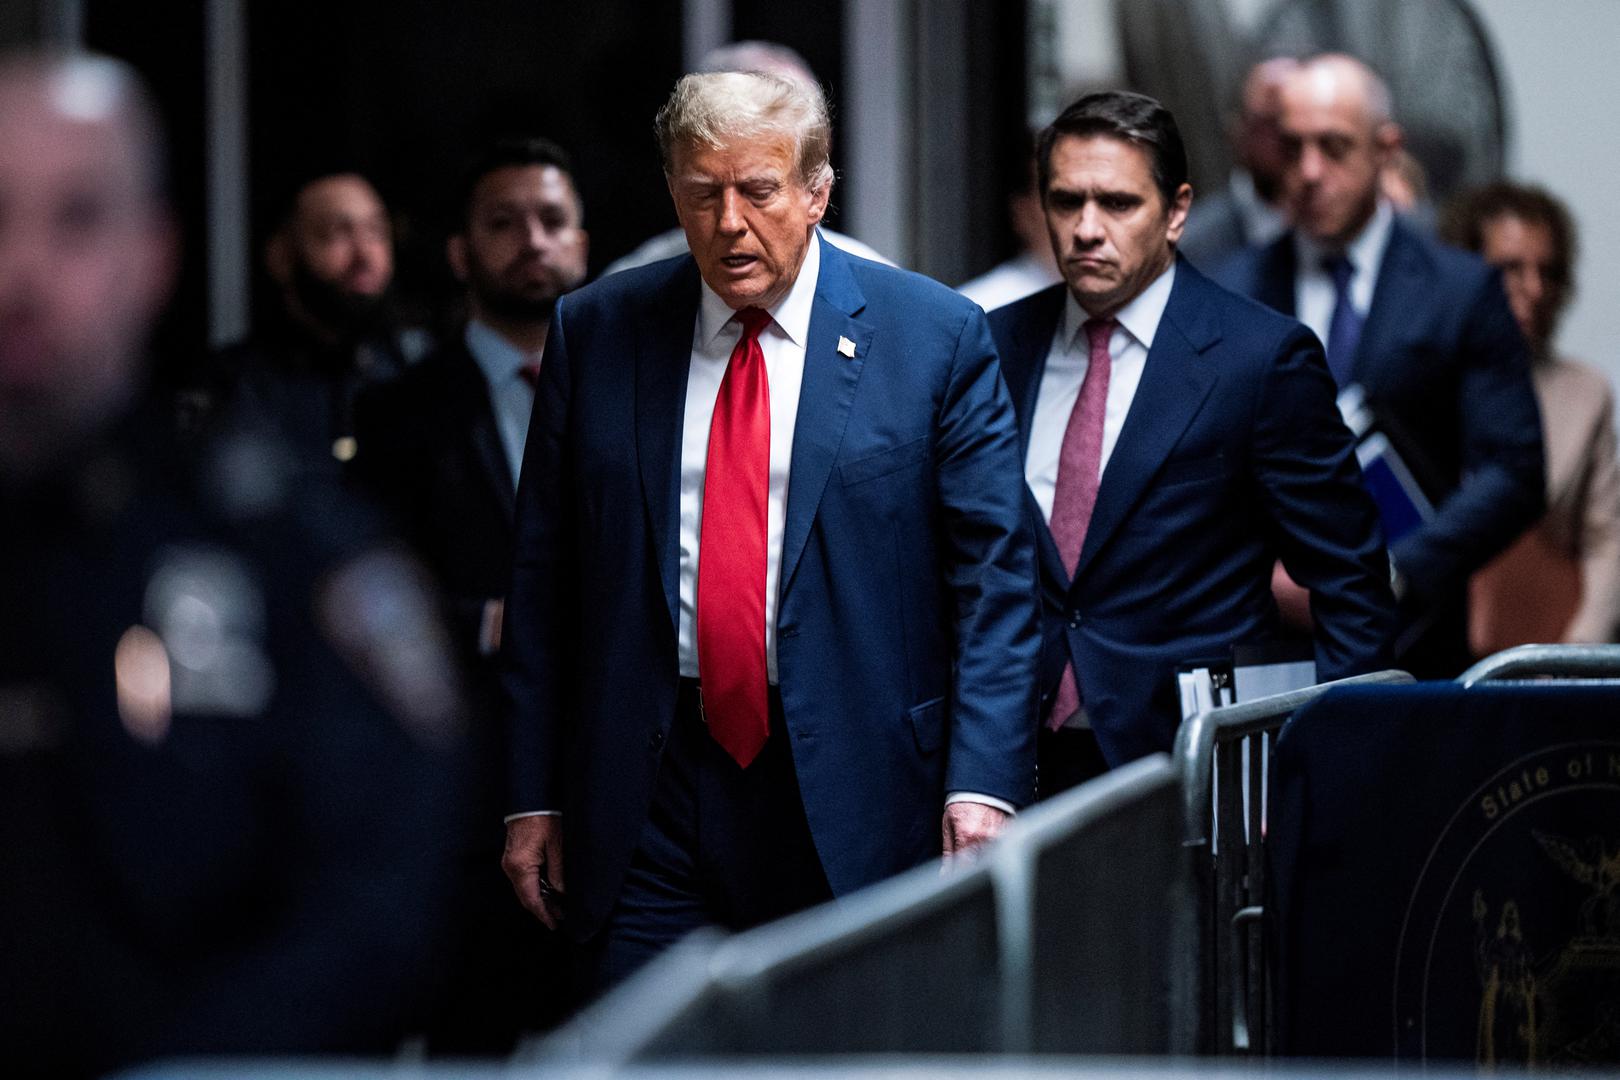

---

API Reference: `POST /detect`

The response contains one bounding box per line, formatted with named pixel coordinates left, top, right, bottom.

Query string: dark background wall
left=34, top=0, right=1027, bottom=386
left=246, top=0, right=685, bottom=333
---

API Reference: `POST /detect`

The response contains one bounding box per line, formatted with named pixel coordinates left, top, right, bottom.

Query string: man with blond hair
left=500, top=70, right=1039, bottom=990
left=601, top=40, right=894, bottom=276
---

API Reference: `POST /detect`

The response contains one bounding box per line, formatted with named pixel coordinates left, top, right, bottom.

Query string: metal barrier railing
left=989, top=755, right=1190, bottom=1055
left=1457, top=643, right=1620, bottom=686
left=1171, top=669, right=1414, bottom=1055
left=536, top=756, right=1183, bottom=1063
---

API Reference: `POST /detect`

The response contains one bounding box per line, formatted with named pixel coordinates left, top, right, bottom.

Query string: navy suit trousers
left=583, top=680, right=832, bottom=997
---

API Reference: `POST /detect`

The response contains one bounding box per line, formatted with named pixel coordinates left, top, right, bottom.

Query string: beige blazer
left=1471, top=355, right=1620, bottom=653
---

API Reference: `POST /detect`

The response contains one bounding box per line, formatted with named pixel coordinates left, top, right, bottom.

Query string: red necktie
left=697, top=307, right=773, bottom=767
left=1047, top=317, right=1115, bottom=731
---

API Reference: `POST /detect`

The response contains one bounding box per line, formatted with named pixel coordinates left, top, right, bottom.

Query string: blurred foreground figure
left=1443, top=183, right=1620, bottom=651
left=0, top=51, right=464, bottom=1076
left=354, top=135, right=590, bottom=1051
left=1217, top=53, right=1543, bottom=677
left=209, top=167, right=427, bottom=465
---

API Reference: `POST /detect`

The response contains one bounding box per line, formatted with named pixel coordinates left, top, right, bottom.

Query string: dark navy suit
left=988, top=257, right=1397, bottom=767
left=504, top=235, right=1040, bottom=943
left=1215, top=218, right=1544, bottom=673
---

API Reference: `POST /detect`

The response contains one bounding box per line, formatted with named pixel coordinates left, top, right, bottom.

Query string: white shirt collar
left=696, top=227, right=822, bottom=348
left=1294, top=198, right=1394, bottom=282
left=464, top=318, right=536, bottom=384
left=1060, top=259, right=1177, bottom=354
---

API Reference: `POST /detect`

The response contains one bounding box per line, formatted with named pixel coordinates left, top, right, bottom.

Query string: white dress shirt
left=1292, top=199, right=1394, bottom=350
left=677, top=236, right=817, bottom=684
left=1025, top=262, right=1174, bottom=731
left=1025, top=261, right=1176, bottom=523
left=464, top=319, right=541, bottom=489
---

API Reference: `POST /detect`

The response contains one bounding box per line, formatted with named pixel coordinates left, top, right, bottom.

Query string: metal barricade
left=1172, top=670, right=1414, bottom=1055
left=1457, top=642, right=1620, bottom=686
left=535, top=756, right=1183, bottom=1063
left=989, top=755, right=1188, bottom=1054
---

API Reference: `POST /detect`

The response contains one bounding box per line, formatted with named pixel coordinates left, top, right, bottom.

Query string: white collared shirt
left=676, top=234, right=819, bottom=684
left=1292, top=199, right=1394, bottom=348
left=465, top=319, right=541, bottom=489
left=1025, top=261, right=1176, bottom=523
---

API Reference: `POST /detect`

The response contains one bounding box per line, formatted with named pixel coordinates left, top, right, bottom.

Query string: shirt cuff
left=945, top=791, right=1018, bottom=817
left=503, top=809, right=562, bottom=824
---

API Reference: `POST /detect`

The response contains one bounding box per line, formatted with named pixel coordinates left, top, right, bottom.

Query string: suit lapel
left=1071, top=261, right=1223, bottom=589
left=998, top=285, right=1072, bottom=590
left=779, top=237, right=870, bottom=597
left=467, top=390, right=515, bottom=523
left=999, top=285, right=1066, bottom=462
left=444, top=342, right=517, bottom=523
left=635, top=259, right=702, bottom=636
left=1027, top=486, right=1069, bottom=596
left=1352, top=218, right=1427, bottom=388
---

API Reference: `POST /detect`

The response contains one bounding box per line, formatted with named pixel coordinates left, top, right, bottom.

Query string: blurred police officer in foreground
left=0, top=51, right=466, bottom=1076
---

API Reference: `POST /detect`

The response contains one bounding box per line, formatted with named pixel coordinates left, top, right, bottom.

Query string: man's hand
left=1271, top=561, right=1313, bottom=631
left=479, top=597, right=506, bottom=656
left=941, top=802, right=1011, bottom=864
left=502, top=815, right=565, bottom=929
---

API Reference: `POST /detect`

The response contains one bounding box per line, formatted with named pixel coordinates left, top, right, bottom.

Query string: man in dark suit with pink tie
left=500, top=71, right=1041, bottom=992
left=988, top=91, right=1397, bottom=794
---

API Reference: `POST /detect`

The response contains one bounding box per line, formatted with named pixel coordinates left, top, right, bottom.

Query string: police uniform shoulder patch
left=141, top=545, right=275, bottom=722
left=316, top=548, right=464, bottom=745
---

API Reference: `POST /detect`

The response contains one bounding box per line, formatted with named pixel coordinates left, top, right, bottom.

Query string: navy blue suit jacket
left=503, top=235, right=1040, bottom=938
left=1215, top=218, right=1544, bottom=669
left=988, top=257, right=1397, bottom=766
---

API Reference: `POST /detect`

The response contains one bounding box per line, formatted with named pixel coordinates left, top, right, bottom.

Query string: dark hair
left=1440, top=180, right=1576, bottom=290
left=1036, top=90, right=1188, bottom=206
left=266, top=163, right=381, bottom=232
left=456, top=135, right=581, bottom=227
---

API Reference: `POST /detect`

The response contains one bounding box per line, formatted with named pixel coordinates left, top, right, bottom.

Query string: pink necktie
left=1047, top=317, right=1115, bottom=731
left=696, top=307, right=773, bottom=767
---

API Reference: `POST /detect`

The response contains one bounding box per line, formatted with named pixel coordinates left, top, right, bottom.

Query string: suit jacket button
left=649, top=729, right=665, bottom=751
left=1068, top=612, right=1083, bottom=628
